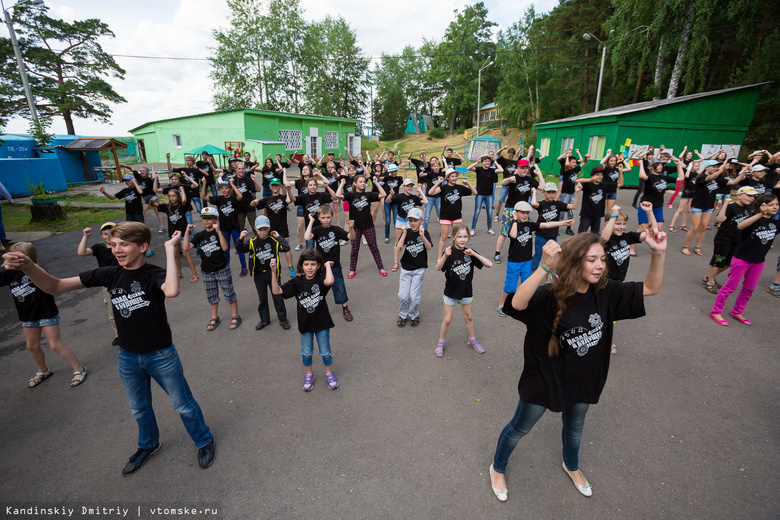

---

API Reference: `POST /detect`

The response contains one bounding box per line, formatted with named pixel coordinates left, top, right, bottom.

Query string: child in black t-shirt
left=100, top=174, right=144, bottom=222
left=385, top=178, right=428, bottom=272
left=253, top=178, right=295, bottom=277
left=429, top=169, right=477, bottom=259
left=271, top=249, right=339, bottom=391
left=395, top=208, right=433, bottom=327
left=1, top=242, right=87, bottom=388
left=183, top=207, right=241, bottom=332
left=2, top=223, right=216, bottom=475
left=200, top=177, right=247, bottom=274
left=236, top=215, right=290, bottom=331
left=576, top=169, right=606, bottom=234
left=434, top=223, right=492, bottom=358
left=304, top=205, right=354, bottom=321
left=530, top=182, right=580, bottom=270
left=77, top=221, right=119, bottom=343
left=157, top=187, right=199, bottom=283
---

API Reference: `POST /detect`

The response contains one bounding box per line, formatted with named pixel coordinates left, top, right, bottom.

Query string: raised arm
left=98, top=186, right=117, bottom=200
left=642, top=230, right=667, bottom=296
left=161, top=232, right=182, bottom=297
left=2, top=253, right=85, bottom=294
left=77, top=227, right=94, bottom=257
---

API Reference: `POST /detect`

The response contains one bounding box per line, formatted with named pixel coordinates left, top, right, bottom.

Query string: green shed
left=534, top=83, right=766, bottom=186
left=129, top=109, right=360, bottom=164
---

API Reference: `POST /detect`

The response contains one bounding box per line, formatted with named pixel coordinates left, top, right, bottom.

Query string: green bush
left=428, top=127, right=445, bottom=139
left=361, top=139, right=379, bottom=151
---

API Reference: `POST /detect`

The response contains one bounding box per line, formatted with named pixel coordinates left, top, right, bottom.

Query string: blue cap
left=255, top=215, right=271, bottom=229
left=122, top=174, right=134, bottom=181
left=699, top=159, right=722, bottom=172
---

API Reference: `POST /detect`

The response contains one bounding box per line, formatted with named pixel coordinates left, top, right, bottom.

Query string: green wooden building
left=129, top=109, right=360, bottom=164
left=534, top=83, right=766, bottom=185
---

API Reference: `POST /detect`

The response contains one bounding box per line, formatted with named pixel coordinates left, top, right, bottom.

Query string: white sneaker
left=493, top=215, right=499, bottom=222
left=294, top=243, right=303, bottom=251
left=158, top=226, right=165, bottom=234
left=362, top=236, right=367, bottom=245
left=470, top=229, right=475, bottom=237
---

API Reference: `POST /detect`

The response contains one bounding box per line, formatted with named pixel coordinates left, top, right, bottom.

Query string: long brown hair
left=547, top=233, right=608, bottom=357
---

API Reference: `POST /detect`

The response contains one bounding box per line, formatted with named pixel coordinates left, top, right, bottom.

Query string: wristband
left=610, top=214, right=619, bottom=219
left=540, top=263, right=559, bottom=280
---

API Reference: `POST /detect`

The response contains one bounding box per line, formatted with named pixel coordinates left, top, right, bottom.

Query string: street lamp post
left=2, top=0, right=44, bottom=127
left=582, top=29, right=614, bottom=113
left=470, top=56, right=493, bottom=128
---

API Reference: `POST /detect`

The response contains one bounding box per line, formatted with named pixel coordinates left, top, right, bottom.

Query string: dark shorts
left=710, top=238, right=737, bottom=268
left=605, top=191, right=617, bottom=200
left=126, top=214, right=144, bottom=222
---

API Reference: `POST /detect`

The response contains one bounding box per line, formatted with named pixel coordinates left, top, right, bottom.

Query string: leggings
left=711, top=257, right=764, bottom=315
left=349, top=226, right=384, bottom=271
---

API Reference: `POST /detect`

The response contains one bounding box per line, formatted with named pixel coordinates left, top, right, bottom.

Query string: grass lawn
left=56, top=193, right=117, bottom=204
left=2, top=202, right=125, bottom=234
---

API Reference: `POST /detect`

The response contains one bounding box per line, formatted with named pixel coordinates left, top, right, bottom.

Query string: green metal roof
left=129, top=108, right=358, bottom=133
left=536, top=83, right=769, bottom=128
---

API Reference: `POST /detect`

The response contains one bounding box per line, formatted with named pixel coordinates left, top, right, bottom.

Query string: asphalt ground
left=0, top=190, right=778, bottom=520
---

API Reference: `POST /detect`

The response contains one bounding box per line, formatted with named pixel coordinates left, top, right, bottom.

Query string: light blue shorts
left=443, top=295, right=474, bottom=306
left=690, top=207, right=714, bottom=214
left=395, top=217, right=409, bottom=229
left=22, top=314, right=60, bottom=328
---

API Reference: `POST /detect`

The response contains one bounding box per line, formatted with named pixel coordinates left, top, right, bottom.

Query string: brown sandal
left=693, top=247, right=704, bottom=256
left=681, top=247, right=691, bottom=256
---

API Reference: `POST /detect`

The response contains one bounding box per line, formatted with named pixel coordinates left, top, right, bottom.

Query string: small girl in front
left=271, top=250, right=339, bottom=391
left=709, top=194, right=779, bottom=326
left=0, top=242, right=87, bottom=388
left=434, top=223, right=492, bottom=357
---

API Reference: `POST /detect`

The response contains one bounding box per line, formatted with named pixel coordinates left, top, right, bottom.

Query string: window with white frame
left=278, top=130, right=303, bottom=151
left=561, top=137, right=574, bottom=155
left=324, top=131, right=338, bottom=149
left=588, top=135, right=606, bottom=159
left=172, top=134, right=182, bottom=149
left=540, top=138, right=551, bottom=157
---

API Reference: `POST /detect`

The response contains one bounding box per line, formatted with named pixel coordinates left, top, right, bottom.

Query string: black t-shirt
left=503, top=280, right=646, bottom=412
left=399, top=229, right=432, bottom=271
left=691, top=175, right=729, bottom=210
left=344, top=190, right=379, bottom=229
left=409, top=159, right=428, bottom=183
left=115, top=187, right=143, bottom=215
left=157, top=203, right=188, bottom=236
left=255, top=194, right=289, bottom=234
left=213, top=195, right=240, bottom=231
left=312, top=225, right=349, bottom=268
left=133, top=173, right=155, bottom=197
left=602, top=167, right=621, bottom=193
left=604, top=232, right=643, bottom=281
left=382, top=175, right=402, bottom=195
left=192, top=229, right=228, bottom=273
left=536, top=200, right=569, bottom=238
left=170, top=168, right=200, bottom=206
left=438, top=184, right=473, bottom=221
left=236, top=235, right=289, bottom=275
left=739, top=177, right=771, bottom=196
left=423, top=168, right=445, bottom=198
left=733, top=217, right=779, bottom=263
left=350, top=160, right=366, bottom=176
left=474, top=166, right=495, bottom=195
left=507, top=220, right=540, bottom=263
left=497, top=157, right=517, bottom=179
left=389, top=193, right=423, bottom=219
left=559, top=163, right=581, bottom=195
left=295, top=192, right=333, bottom=223
left=339, top=174, right=357, bottom=195
left=580, top=182, right=605, bottom=219
left=641, top=173, right=676, bottom=208
left=766, top=167, right=780, bottom=198
left=79, top=264, right=172, bottom=354
left=166, top=183, right=193, bottom=212
left=233, top=175, right=257, bottom=212
left=0, top=268, right=59, bottom=322
left=260, top=167, right=278, bottom=188
left=443, top=156, right=462, bottom=170
left=281, top=274, right=334, bottom=333
left=505, top=175, right=539, bottom=207
left=714, top=203, right=752, bottom=243
left=195, top=161, right=216, bottom=185
left=89, top=243, right=119, bottom=267
left=442, top=247, right=484, bottom=299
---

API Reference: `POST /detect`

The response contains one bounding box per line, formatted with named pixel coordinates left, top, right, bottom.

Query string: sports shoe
left=289, top=268, right=295, bottom=277
left=494, top=253, right=501, bottom=264
left=294, top=243, right=303, bottom=251
left=565, top=228, right=574, bottom=236
left=158, top=226, right=165, bottom=234
left=122, top=443, right=161, bottom=477
left=362, top=236, right=367, bottom=245
left=493, top=215, right=499, bottom=222
left=280, top=320, right=291, bottom=330
left=487, top=229, right=495, bottom=236
left=496, top=306, right=506, bottom=317
left=239, top=268, right=248, bottom=277
left=111, top=337, right=120, bottom=346
left=470, top=229, right=476, bottom=237
left=198, top=438, right=216, bottom=469
left=667, top=203, right=673, bottom=208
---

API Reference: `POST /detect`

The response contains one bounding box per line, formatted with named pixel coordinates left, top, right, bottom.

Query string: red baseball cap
left=517, top=159, right=531, bottom=167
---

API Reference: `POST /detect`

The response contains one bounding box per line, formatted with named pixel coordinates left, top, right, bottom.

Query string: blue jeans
left=305, top=238, right=315, bottom=249
left=471, top=194, right=495, bottom=231
left=208, top=184, right=218, bottom=198
left=384, top=202, right=398, bottom=240
left=331, top=266, right=348, bottom=305
left=118, top=345, right=212, bottom=450
left=221, top=229, right=247, bottom=269
left=424, top=197, right=441, bottom=231
left=300, top=329, right=332, bottom=367
left=191, top=197, right=203, bottom=213
left=531, top=235, right=556, bottom=271
left=558, top=192, right=574, bottom=221
left=493, top=398, right=589, bottom=474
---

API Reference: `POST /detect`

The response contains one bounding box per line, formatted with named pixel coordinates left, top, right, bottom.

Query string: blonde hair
left=10, top=242, right=38, bottom=265
left=110, top=222, right=151, bottom=247
left=450, top=223, right=470, bottom=247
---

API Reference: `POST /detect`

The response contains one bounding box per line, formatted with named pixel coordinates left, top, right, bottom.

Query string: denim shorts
left=395, top=217, right=409, bottom=229
left=296, top=205, right=305, bottom=218
left=638, top=205, right=665, bottom=224
left=690, top=207, right=714, bottom=214
left=715, top=193, right=730, bottom=201
left=22, top=314, right=60, bottom=328
left=498, top=185, right=510, bottom=204
left=443, top=295, right=474, bottom=306
left=604, top=191, right=617, bottom=200
left=142, top=194, right=157, bottom=204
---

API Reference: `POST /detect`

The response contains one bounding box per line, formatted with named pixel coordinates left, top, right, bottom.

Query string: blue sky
left=1, top=0, right=556, bottom=136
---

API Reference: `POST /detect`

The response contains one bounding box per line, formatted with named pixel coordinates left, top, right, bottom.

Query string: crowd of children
left=1, top=142, right=778, bottom=485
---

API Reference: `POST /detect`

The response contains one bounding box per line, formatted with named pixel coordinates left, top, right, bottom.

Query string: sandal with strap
left=391, top=263, right=398, bottom=272
left=325, top=372, right=339, bottom=390
left=207, top=316, right=220, bottom=331
left=693, top=247, right=704, bottom=256
left=610, top=345, right=617, bottom=355
left=468, top=338, right=485, bottom=354
left=434, top=341, right=445, bottom=358
left=705, top=283, right=719, bottom=294
left=28, top=370, right=53, bottom=388
left=70, top=366, right=88, bottom=387
left=229, top=316, right=242, bottom=330
left=303, top=373, right=315, bottom=392
left=190, top=275, right=200, bottom=283
left=680, top=225, right=689, bottom=232
left=667, top=226, right=677, bottom=233
left=681, top=247, right=691, bottom=256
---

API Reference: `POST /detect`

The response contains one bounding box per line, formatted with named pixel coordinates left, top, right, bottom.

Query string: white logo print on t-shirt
left=298, top=284, right=322, bottom=314
left=610, top=240, right=630, bottom=266
left=318, top=231, right=337, bottom=253
left=11, top=275, right=34, bottom=302
left=754, top=223, right=777, bottom=244
left=111, top=280, right=151, bottom=318
left=559, top=313, right=604, bottom=357
left=451, top=255, right=472, bottom=280
left=405, top=236, right=425, bottom=257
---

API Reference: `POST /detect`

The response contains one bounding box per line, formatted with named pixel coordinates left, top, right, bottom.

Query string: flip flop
left=667, top=226, right=677, bottom=233
left=680, top=226, right=689, bottom=231
left=207, top=316, right=220, bottom=331
left=190, top=275, right=200, bottom=283
left=391, top=263, right=398, bottom=272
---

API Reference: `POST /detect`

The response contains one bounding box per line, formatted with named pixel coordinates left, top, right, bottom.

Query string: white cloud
left=2, top=0, right=551, bottom=137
